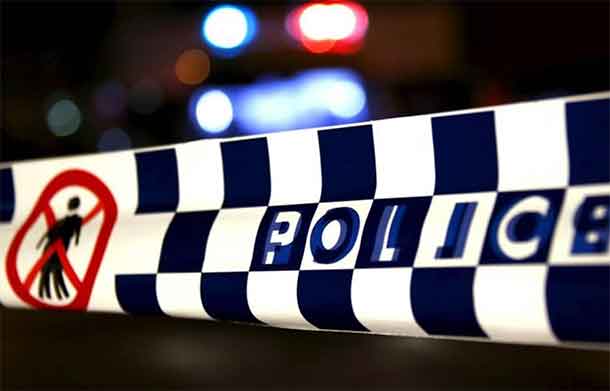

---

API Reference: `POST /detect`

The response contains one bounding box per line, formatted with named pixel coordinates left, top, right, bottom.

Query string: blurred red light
left=286, top=1, right=368, bottom=54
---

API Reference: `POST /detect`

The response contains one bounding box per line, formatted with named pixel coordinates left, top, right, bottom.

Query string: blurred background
left=1, top=1, right=609, bottom=389
left=2, top=1, right=609, bottom=162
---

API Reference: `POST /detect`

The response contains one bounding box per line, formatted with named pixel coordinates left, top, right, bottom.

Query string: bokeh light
left=193, top=89, right=233, bottom=134
left=234, top=68, right=367, bottom=133
left=202, top=5, right=257, bottom=55
left=299, top=4, right=357, bottom=41
left=129, top=80, right=164, bottom=115
left=46, top=98, right=82, bottom=136
left=175, top=49, right=210, bottom=86
left=324, top=79, right=366, bottom=118
left=97, top=127, right=132, bottom=151
left=94, top=80, right=127, bottom=119
left=287, top=1, right=368, bottom=54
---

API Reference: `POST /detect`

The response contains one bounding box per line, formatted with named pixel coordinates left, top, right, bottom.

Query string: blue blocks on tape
left=103, top=94, right=610, bottom=346
left=135, top=149, right=179, bottom=213
left=310, top=207, right=360, bottom=264
left=318, top=124, right=376, bottom=202
left=356, top=197, right=431, bottom=267
left=116, top=274, right=163, bottom=315
left=432, top=111, right=498, bottom=194
left=571, top=195, right=610, bottom=255
left=566, top=98, right=610, bottom=185
left=411, top=268, right=486, bottom=337
left=481, top=190, right=564, bottom=264
left=221, top=138, right=271, bottom=208
left=547, top=266, right=610, bottom=342
left=0, top=167, right=15, bottom=222
left=297, top=270, right=366, bottom=331
left=435, top=202, right=476, bottom=260
left=200, top=272, right=259, bottom=323
left=251, top=204, right=317, bottom=271
left=158, top=211, right=218, bottom=273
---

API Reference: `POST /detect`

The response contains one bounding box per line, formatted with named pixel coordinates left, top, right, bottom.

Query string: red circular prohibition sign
left=6, top=169, right=117, bottom=310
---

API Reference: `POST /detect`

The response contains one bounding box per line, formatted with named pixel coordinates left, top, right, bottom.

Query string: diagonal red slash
left=22, top=240, right=83, bottom=292
left=23, top=242, right=57, bottom=290
left=83, top=202, right=102, bottom=224
left=54, top=240, right=82, bottom=290
left=6, top=169, right=118, bottom=310
left=21, top=203, right=101, bottom=293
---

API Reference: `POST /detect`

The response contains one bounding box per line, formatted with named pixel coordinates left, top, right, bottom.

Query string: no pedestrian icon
left=6, top=169, right=117, bottom=310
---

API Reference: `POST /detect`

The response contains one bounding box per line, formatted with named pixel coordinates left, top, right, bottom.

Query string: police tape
left=0, top=92, right=608, bottom=349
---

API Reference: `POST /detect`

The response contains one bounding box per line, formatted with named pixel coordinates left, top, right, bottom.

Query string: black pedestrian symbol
left=35, top=196, right=82, bottom=300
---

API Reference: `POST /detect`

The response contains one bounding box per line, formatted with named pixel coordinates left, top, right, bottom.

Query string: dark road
left=2, top=307, right=608, bottom=389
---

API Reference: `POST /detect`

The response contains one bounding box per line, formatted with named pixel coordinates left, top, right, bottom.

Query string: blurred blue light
left=234, top=80, right=301, bottom=132
left=202, top=5, right=257, bottom=56
left=193, top=89, right=233, bottom=134
left=325, top=79, right=366, bottom=118
left=233, top=68, right=367, bottom=134
left=97, top=128, right=132, bottom=152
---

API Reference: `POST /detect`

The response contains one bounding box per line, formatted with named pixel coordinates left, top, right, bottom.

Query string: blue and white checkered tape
left=0, top=92, right=608, bottom=348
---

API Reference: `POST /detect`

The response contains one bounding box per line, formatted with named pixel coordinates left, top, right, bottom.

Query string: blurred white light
left=329, top=4, right=358, bottom=40
left=97, top=128, right=132, bottom=151
left=325, top=79, right=366, bottom=118
left=299, top=4, right=327, bottom=41
left=46, top=98, right=81, bottom=136
left=203, top=6, right=251, bottom=49
left=299, top=4, right=357, bottom=41
left=195, top=90, right=233, bottom=133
